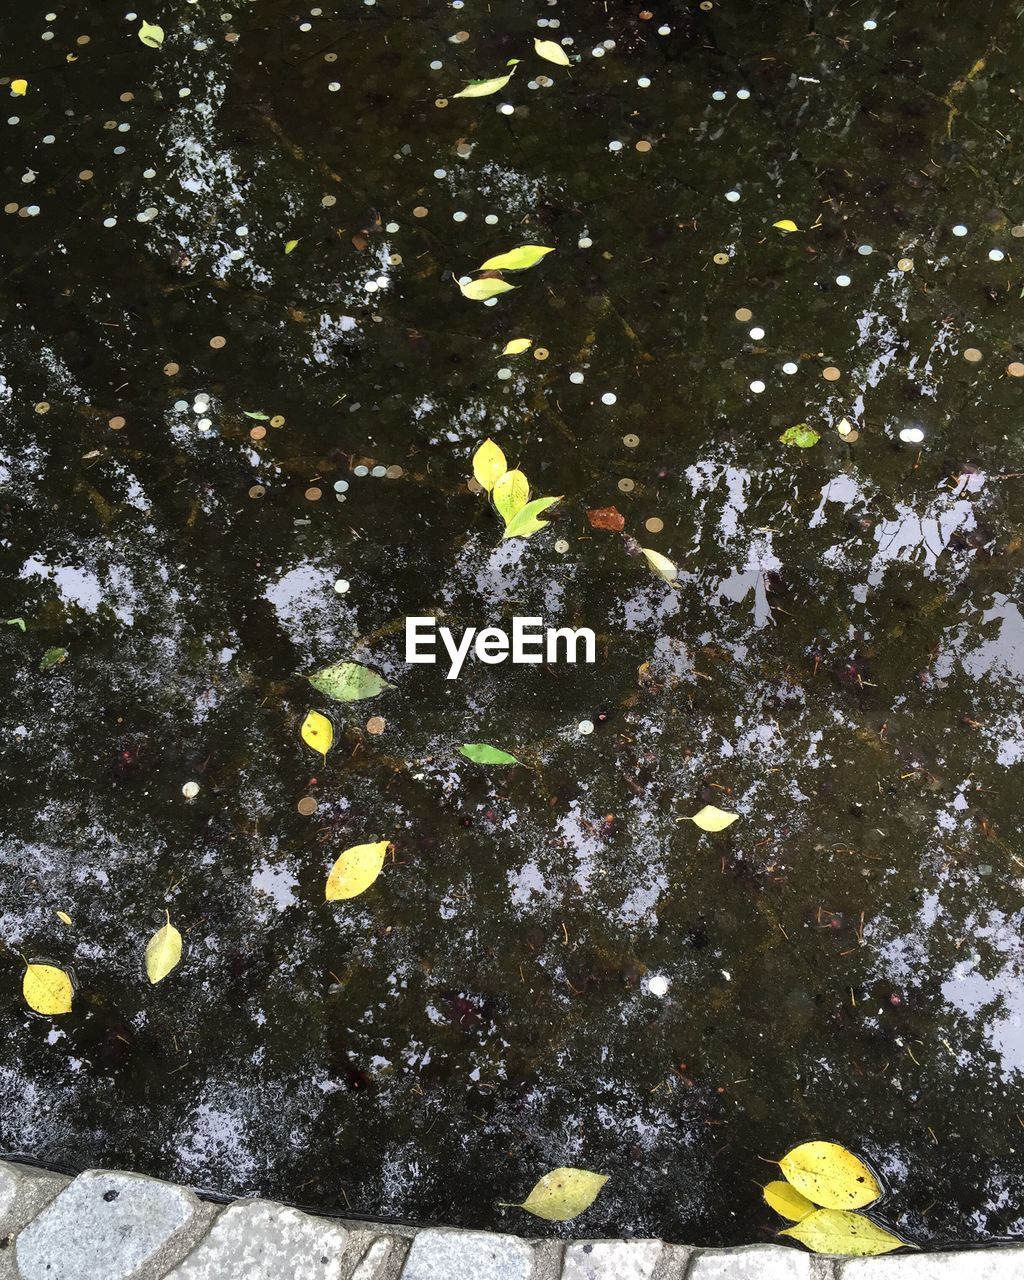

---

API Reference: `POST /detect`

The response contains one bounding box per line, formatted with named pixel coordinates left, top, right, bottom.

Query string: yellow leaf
left=773, top=219, right=799, bottom=232
left=685, top=805, right=739, bottom=832
left=145, top=911, right=182, bottom=984
left=55, top=911, right=73, bottom=926
left=493, top=469, right=530, bottom=524
left=459, top=278, right=516, bottom=301
left=764, top=1180, right=815, bottom=1221
left=472, top=439, right=508, bottom=492
left=780, top=1209, right=906, bottom=1257
left=138, top=20, right=165, bottom=48
left=479, top=245, right=554, bottom=272
left=325, top=840, right=391, bottom=901
left=779, top=1141, right=881, bottom=1210
left=285, top=239, right=300, bottom=254
left=301, top=709, right=334, bottom=761
left=511, top=1168, right=608, bottom=1221
left=23, top=962, right=73, bottom=1015
left=11, top=79, right=28, bottom=97
left=502, top=495, right=561, bottom=540
left=534, top=38, right=570, bottom=67
left=453, top=70, right=515, bottom=99
left=641, top=547, right=677, bottom=584
left=502, top=338, right=533, bottom=355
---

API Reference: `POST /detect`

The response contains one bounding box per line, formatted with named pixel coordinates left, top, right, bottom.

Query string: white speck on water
left=989, top=248, right=1006, bottom=262
left=334, top=579, right=350, bottom=594
left=578, top=236, right=592, bottom=248
left=484, top=297, right=499, bottom=307
left=782, top=362, right=798, bottom=374
left=836, top=274, right=851, bottom=286
left=749, top=326, right=765, bottom=340
left=429, top=60, right=442, bottom=70
left=638, top=76, right=651, bottom=88
left=658, top=25, right=671, bottom=35
left=433, top=168, right=446, bottom=179
left=899, top=427, right=925, bottom=444
left=736, top=88, right=750, bottom=99
left=858, top=244, right=873, bottom=255
left=554, top=539, right=569, bottom=553
left=712, top=89, right=726, bottom=100
left=497, top=368, right=512, bottom=380
left=750, top=380, right=766, bottom=394
left=386, top=221, right=399, bottom=232
left=609, top=140, right=623, bottom=152
left=570, top=372, right=584, bottom=384
left=328, top=81, right=340, bottom=92
left=498, top=103, right=514, bottom=115
left=863, top=18, right=878, bottom=29
left=578, top=720, right=594, bottom=735
left=725, top=190, right=740, bottom=202
left=601, top=392, right=617, bottom=405
left=485, top=214, right=498, bottom=225
left=453, top=210, right=467, bottom=222
left=182, top=781, right=200, bottom=799
left=952, top=224, right=968, bottom=236
left=647, top=975, right=669, bottom=997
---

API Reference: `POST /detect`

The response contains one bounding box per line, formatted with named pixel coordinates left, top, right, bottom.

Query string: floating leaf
left=308, top=662, right=391, bottom=702
left=453, top=71, right=515, bottom=99
left=459, top=743, right=520, bottom=765
left=479, top=245, right=555, bottom=272
left=641, top=547, right=677, bottom=584
left=11, top=79, right=28, bottom=97
left=779, top=424, right=820, bottom=449
left=145, top=911, right=182, bottom=985
left=40, top=647, right=67, bottom=670
left=6, top=617, right=26, bottom=631
left=493, top=469, right=530, bottom=524
left=764, top=1181, right=816, bottom=1221
left=502, top=494, right=562, bottom=540
left=23, top=962, right=73, bottom=1015
left=138, top=20, right=164, bottom=47
left=837, top=417, right=853, bottom=438
left=502, top=337, right=533, bottom=355
left=459, top=278, right=516, bottom=301
left=684, top=805, right=739, bottom=832
left=325, top=840, right=391, bottom=901
left=472, top=439, right=508, bottom=492
left=56, top=911, right=73, bottom=926
left=780, top=1209, right=905, bottom=1257
left=534, top=38, right=570, bottom=67
left=773, top=218, right=799, bottom=232
left=285, top=239, right=300, bottom=254
left=779, top=1141, right=881, bottom=1210
left=243, top=410, right=270, bottom=420
left=587, top=506, right=625, bottom=532
left=301, top=709, right=334, bottom=761
left=509, top=1168, right=609, bottom=1222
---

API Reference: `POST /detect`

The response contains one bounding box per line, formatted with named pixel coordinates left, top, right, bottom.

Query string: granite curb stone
left=163, top=1199, right=349, bottom=1280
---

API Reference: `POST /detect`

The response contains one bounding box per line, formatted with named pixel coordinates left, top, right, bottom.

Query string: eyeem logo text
left=405, top=616, right=596, bottom=680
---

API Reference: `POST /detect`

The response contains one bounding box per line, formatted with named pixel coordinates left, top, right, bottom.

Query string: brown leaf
left=351, top=232, right=369, bottom=252
left=587, top=506, right=625, bottom=532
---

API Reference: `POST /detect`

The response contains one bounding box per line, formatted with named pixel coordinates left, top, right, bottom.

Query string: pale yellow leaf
left=301, top=709, right=334, bottom=761
left=534, top=38, right=570, bottom=67
left=479, top=245, right=554, bottom=272
left=837, top=417, right=853, bottom=437
left=23, top=963, right=73, bottom=1015
left=325, top=839, right=391, bottom=901
left=138, top=20, right=164, bottom=47
left=55, top=911, right=73, bottom=926
left=285, top=239, right=300, bottom=254
left=459, top=278, right=516, bottom=301
left=453, top=71, right=514, bottom=99
left=773, top=218, right=799, bottom=232
left=493, top=469, right=530, bottom=524
left=512, top=1168, right=608, bottom=1222
left=145, top=911, right=182, bottom=984
left=763, top=1180, right=815, bottom=1221
left=11, top=79, right=28, bottom=97
left=685, top=805, right=740, bottom=832
left=779, top=1141, right=881, bottom=1210
left=502, top=338, right=533, bottom=355
left=780, top=1209, right=905, bottom=1257
left=472, top=439, right=508, bottom=492
left=641, top=547, right=677, bottom=584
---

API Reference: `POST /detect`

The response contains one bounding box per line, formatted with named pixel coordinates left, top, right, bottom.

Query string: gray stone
left=16, top=1169, right=200, bottom=1280
left=838, top=1251, right=1024, bottom=1279
left=401, top=1228, right=535, bottom=1280
left=689, top=1244, right=812, bottom=1280
left=349, top=1236, right=401, bottom=1279
left=0, top=1161, right=67, bottom=1235
left=164, top=1199, right=349, bottom=1279
left=562, top=1239, right=662, bottom=1280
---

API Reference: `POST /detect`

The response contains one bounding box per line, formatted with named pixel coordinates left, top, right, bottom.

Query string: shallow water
left=3, top=0, right=1024, bottom=1250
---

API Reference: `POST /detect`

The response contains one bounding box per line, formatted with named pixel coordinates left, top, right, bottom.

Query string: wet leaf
left=308, top=662, right=391, bottom=702
left=479, top=245, right=555, bottom=272
left=40, top=647, right=67, bottom=670
left=502, top=338, right=533, bottom=355
left=780, top=1210, right=905, bottom=1257
left=773, top=218, right=799, bottom=232
left=325, top=839, right=391, bottom=901
left=684, top=805, right=739, bottom=832
left=460, top=278, right=516, bottom=301
left=510, top=1168, right=609, bottom=1222
left=11, top=79, right=28, bottom=97
left=779, top=1141, right=881, bottom=1210
left=243, top=411, right=270, bottom=420
left=779, top=424, right=820, bottom=449
left=301, top=709, right=334, bottom=761
left=285, top=239, right=300, bottom=254
left=764, top=1181, right=815, bottom=1221
left=502, top=495, right=562, bottom=540
left=641, top=547, right=677, bottom=584
left=145, top=911, right=182, bottom=985
left=472, top=439, right=508, bottom=492
left=138, top=20, right=164, bottom=48
left=459, top=743, right=520, bottom=765
left=534, top=38, right=570, bottom=67
left=5, top=617, right=26, bottom=631
left=453, top=71, right=515, bottom=99
left=55, top=911, right=73, bottom=926
left=23, top=962, right=73, bottom=1015
left=493, top=469, right=530, bottom=524
left=837, top=417, right=853, bottom=438
left=587, top=506, right=625, bottom=532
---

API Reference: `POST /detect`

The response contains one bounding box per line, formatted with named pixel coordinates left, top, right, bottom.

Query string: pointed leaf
left=138, top=20, right=165, bottom=47
left=779, top=1141, right=881, bottom=1210
left=764, top=1180, right=816, bottom=1221
left=534, top=38, right=570, bottom=67
left=780, top=1209, right=905, bottom=1257
left=493, top=469, right=530, bottom=524
left=285, top=239, right=300, bottom=254
left=145, top=912, right=182, bottom=984
left=460, top=278, right=516, bottom=301
left=502, top=495, right=562, bottom=540
left=23, top=963, right=73, bottom=1015
left=56, top=911, right=73, bottom=926
left=453, top=71, right=514, bottom=99
left=502, top=337, right=533, bottom=355
left=325, top=840, right=391, bottom=901
left=40, top=647, right=67, bottom=670
left=243, top=411, right=270, bottom=420
left=459, top=743, right=520, bottom=765
left=513, top=1168, right=608, bottom=1222
left=308, top=662, right=392, bottom=702
left=773, top=218, right=799, bottom=232
left=685, top=805, right=739, bottom=832
left=779, top=424, right=820, bottom=449
left=472, top=439, right=508, bottom=492
left=479, top=245, right=554, bottom=272
left=641, top=547, right=677, bottom=584
left=301, top=709, right=334, bottom=761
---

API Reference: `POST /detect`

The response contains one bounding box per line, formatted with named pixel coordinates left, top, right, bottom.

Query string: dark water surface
left=3, top=0, right=1024, bottom=1250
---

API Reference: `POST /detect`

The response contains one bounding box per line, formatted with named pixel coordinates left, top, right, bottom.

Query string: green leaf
left=308, top=662, right=392, bottom=702
left=40, top=647, right=67, bottom=670
left=493, top=469, right=530, bottom=525
left=763, top=1180, right=816, bottom=1222
left=459, top=278, right=516, bottom=301
left=779, top=424, right=821, bottom=449
left=479, top=245, right=554, bottom=272
left=780, top=1209, right=906, bottom=1257
left=243, top=411, right=270, bottom=420
left=534, top=38, right=570, bottom=67
left=779, top=1141, right=881, bottom=1210
left=284, top=239, right=300, bottom=254
left=502, top=495, right=562, bottom=540
left=508, top=1168, right=609, bottom=1222
left=138, top=20, right=164, bottom=47
left=453, top=71, right=515, bottom=99
left=5, top=617, right=26, bottom=632
left=459, top=743, right=520, bottom=765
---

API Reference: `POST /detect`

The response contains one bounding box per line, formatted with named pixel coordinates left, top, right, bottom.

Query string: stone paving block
left=0, top=1161, right=67, bottom=1234
left=689, top=1244, right=812, bottom=1280
left=164, top=1199, right=349, bottom=1280
left=400, top=1227, right=535, bottom=1280
left=349, top=1236, right=402, bottom=1279
left=838, top=1250, right=1024, bottom=1279
left=15, top=1169, right=201, bottom=1280
left=562, top=1239, right=662, bottom=1280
